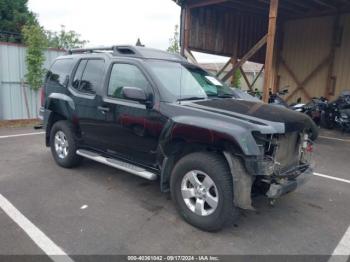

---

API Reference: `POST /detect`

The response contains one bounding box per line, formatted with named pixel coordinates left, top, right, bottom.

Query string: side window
left=72, top=60, right=87, bottom=90
left=46, top=59, right=74, bottom=87
left=107, top=63, right=150, bottom=99
left=72, top=59, right=105, bottom=95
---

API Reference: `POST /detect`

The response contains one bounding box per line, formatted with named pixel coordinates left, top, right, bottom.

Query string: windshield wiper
left=177, top=96, right=207, bottom=101
left=217, top=94, right=234, bottom=98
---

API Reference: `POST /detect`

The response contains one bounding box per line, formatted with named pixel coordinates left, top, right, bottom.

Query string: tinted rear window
left=80, top=59, right=105, bottom=94
left=46, top=59, right=74, bottom=87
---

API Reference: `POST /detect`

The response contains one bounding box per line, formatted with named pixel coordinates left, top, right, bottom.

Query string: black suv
left=40, top=46, right=316, bottom=231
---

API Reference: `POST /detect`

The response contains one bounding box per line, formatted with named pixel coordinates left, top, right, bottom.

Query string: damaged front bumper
left=265, top=164, right=313, bottom=199
left=224, top=131, right=314, bottom=209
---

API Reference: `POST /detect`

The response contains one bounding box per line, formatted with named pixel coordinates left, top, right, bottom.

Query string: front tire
left=50, top=120, right=82, bottom=168
left=170, top=152, right=237, bottom=232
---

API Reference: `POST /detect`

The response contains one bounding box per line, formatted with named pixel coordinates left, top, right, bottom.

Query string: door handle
left=97, top=106, right=110, bottom=113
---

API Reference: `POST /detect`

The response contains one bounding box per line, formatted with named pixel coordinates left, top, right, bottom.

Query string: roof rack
left=68, top=45, right=142, bottom=57
left=67, top=45, right=187, bottom=62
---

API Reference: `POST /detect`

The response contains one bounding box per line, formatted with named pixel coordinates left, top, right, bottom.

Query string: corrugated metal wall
left=0, top=43, right=64, bottom=120
left=278, top=14, right=350, bottom=102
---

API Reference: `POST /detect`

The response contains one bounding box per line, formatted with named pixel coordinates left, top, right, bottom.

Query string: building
left=200, top=61, right=264, bottom=91
left=173, top=0, right=350, bottom=103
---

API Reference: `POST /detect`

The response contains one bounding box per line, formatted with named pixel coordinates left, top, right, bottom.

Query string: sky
left=28, top=0, right=228, bottom=63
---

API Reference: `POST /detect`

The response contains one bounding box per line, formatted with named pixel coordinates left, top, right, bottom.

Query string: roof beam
left=187, top=0, right=228, bottom=9
left=227, top=0, right=270, bottom=12
left=310, top=0, right=338, bottom=10
left=259, top=0, right=305, bottom=14
left=220, top=2, right=269, bottom=15
left=221, top=1, right=292, bottom=17
left=282, top=0, right=313, bottom=11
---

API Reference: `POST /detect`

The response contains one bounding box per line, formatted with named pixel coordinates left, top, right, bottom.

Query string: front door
left=101, top=62, right=166, bottom=167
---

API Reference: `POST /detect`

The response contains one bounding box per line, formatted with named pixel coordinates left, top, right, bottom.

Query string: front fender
left=159, top=116, right=260, bottom=156
left=157, top=116, right=260, bottom=192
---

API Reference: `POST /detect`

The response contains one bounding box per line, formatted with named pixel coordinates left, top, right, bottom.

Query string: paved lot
left=0, top=127, right=349, bottom=259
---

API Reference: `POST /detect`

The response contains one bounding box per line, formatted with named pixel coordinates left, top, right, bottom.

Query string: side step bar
left=76, top=149, right=157, bottom=181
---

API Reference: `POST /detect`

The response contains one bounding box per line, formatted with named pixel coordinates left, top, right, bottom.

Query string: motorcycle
left=321, top=91, right=350, bottom=132
left=268, top=89, right=305, bottom=111
left=267, top=89, right=319, bottom=140
left=300, top=97, right=328, bottom=126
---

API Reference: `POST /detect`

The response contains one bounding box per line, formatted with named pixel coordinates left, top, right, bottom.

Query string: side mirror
left=63, top=75, right=70, bottom=87
left=122, top=86, right=148, bottom=102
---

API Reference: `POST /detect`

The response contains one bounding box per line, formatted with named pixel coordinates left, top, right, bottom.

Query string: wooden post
left=181, top=5, right=191, bottom=56
left=262, top=0, right=279, bottom=103
left=325, top=14, right=340, bottom=99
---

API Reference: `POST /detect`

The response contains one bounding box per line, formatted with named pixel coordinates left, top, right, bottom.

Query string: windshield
left=147, top=61, right=234, bottom=101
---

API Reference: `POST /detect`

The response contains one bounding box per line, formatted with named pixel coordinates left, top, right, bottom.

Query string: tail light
left=40, top=86, right=45, bottom=106
left=306, top=143, right=313, bottom=153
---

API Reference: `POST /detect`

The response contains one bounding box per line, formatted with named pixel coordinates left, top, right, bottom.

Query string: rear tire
left=170, top=152, right=237, bottom=232
left=50, top=120, right=82, bottom=168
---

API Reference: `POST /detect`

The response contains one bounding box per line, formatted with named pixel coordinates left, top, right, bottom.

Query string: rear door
left=69, top=58, right=107, bottom=149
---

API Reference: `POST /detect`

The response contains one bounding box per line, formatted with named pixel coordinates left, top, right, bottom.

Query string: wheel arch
left=45, top=94, right=79, bottom=147
left=159, top=137, right=244, bottom=193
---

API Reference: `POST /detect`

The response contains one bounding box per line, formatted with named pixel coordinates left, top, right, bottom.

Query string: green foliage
left=22, top=24, right=47, bottom=91
left=46, top=25, right=88, bottom=49
left=231, top=69, right=242, bottom=88
left=0, top=0, right=37, bottom=42
left=167, top=25, right=180, bottom=54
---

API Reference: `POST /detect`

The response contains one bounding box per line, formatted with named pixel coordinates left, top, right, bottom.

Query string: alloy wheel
left=54, top=131, right=69, bottom=159
left=181, top=170, right=219, bottom=216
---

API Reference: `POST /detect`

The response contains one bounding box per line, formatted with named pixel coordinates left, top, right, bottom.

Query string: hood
left=187, top=99, right=315, bottom=133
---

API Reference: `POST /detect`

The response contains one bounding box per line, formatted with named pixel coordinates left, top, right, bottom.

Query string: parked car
left=40, top=46, right=316, bottom=231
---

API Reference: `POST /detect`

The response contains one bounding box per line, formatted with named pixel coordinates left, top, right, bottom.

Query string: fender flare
left=158, top=117, right=261, bottom=192
left=44, top=93, right=77, bottom=146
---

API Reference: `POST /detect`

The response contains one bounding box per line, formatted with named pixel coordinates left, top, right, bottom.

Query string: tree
left=167, top=25, right=180, bottom=54
left=231, top=69, right=242, bottom=88
left=0, top=0, right=37, bottom=42
left=46, top=25, right=88, bottom=49
left=22, top=24, right=47, bottom=91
